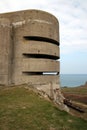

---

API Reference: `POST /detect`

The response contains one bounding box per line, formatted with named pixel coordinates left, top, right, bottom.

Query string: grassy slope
left=61, top=85, right=87, bottom=121
left=0, top=86, right=87, bottom=130
left=62, top=85, right=87, bottom=95
left=61, top=85, right=87, bottom=104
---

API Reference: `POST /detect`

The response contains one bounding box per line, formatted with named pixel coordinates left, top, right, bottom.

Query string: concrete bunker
left=0, top=9, right=60, bottom=95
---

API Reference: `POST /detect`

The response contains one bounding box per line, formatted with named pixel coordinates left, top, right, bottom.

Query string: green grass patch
left=0, top=86, right=87, bottom=130
left=62, top=86, right=87, bottom=95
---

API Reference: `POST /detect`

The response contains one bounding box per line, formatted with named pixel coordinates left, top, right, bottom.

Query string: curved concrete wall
left=22, top=40, right=60, bottom=58
left=22, top=59, right=59, bottom=72
left=0, top=10, right=60, bottom=87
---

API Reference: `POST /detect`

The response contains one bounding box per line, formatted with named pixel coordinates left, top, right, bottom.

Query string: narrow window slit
left=24, top=36, right=59, bottom=46
left=22, top=72, right=59, bottom=76
left=23, top=72, right=43, bottom=75
left=23, top=53, right=59, bottom=60
left=43, top=72, right=59, bottom=75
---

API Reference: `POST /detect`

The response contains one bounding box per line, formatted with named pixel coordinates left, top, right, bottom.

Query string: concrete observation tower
left=0, top=10, right=60, bottom=94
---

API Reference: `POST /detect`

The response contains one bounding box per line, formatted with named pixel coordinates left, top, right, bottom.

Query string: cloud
left=58, top=1, right=87, bottom=55
left=0, top=0, right=87, bottom=53
left=0, top=0, right=87, bottom=74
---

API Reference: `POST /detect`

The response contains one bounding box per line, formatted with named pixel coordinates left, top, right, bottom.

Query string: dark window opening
left=22, top=71, right=59, bottom=76
left=24, top=36, right=59, bottom=46
left=23, top=72, right=43, bottom=75
left=23, top=53, right=59, bottom=60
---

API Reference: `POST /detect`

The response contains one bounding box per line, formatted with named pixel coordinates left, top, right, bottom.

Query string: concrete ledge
left=22, top=58, right=60, bottom=72
left=22, top=41, right=59, bottom=58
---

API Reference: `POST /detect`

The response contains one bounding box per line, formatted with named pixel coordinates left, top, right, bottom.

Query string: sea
left=60, top=74, right=87, bottom=87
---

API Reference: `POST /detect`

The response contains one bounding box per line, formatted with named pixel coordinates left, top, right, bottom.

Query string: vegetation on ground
left=0, top=85, right=87, bottom=130
left=62, top=83, right=87, bottom=121
left=61, top=83, right=87, bottom=104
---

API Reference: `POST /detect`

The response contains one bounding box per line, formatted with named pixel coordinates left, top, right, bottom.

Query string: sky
left=0, top=0, right=87, bottom=74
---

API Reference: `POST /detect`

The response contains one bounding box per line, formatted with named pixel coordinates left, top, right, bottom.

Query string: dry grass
left=62, top=84, right=87, bottom=120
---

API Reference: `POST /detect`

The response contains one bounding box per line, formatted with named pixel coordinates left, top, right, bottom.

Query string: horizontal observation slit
left=23, top=53, right=59, bottom=60
left=22, top=72, right=59, bottom=75
left=43, top=72, right=59, bottom=75
left=24, top=36, right=59, bottom=46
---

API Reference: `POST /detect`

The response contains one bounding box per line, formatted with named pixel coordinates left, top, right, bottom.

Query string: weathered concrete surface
left=22, top=59, right=59, bottom=72
left=0, top=18, right=12, bottom=85
left=15, top=40, right=60, bottom=58
left=0, top=10, right=60, bottom=91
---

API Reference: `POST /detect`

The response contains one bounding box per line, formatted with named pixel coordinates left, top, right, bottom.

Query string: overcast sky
left=0, top=0, right=87, bottom=74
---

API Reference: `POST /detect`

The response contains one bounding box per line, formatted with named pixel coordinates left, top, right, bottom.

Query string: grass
left=0, top=85, right=87, bottom=130
left=61, top=85, right=87, bottom=121
left=62, top=86, right=87, bottom=95
left=61, top=85, right=87, bottom=104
